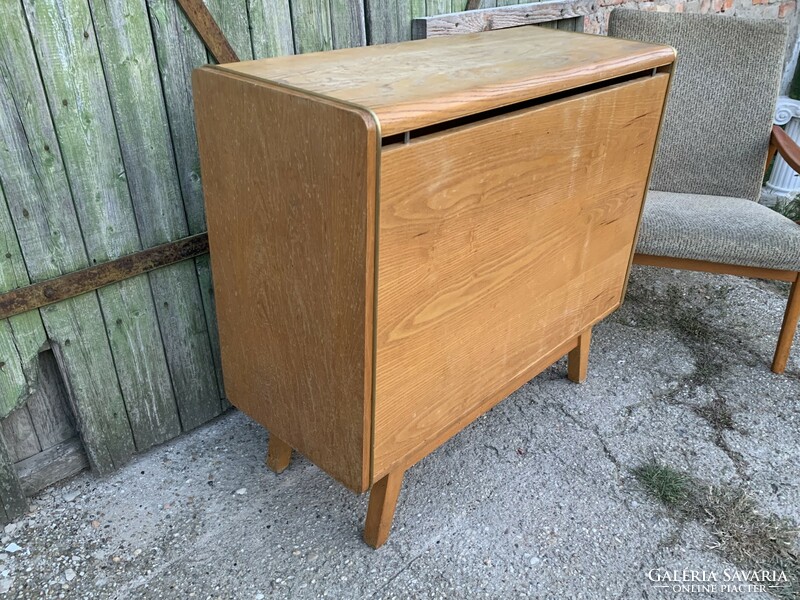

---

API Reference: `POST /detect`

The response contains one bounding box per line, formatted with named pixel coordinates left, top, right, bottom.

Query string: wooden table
left=193, top=26, right=674, bottom=547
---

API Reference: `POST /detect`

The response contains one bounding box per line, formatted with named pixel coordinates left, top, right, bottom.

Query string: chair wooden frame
left=635, top=125, right=800, bottom=374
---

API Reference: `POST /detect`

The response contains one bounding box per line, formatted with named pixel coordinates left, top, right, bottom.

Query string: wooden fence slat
left=291, top=0, right=334, bottom=53
left=330, top=0, right=367, bottom=48
left=204, top=0, right=253, bottom=61
left=365, top=0, right=396, bottom=44
left=17, top=436, right=89, bottom=496
left=0, top=407, right=40, bottom=464
left=0, top=187, right=47, bottom=420
left=22, top=0, right=181, bottom=453
left=0, top=434, right=26, bottom=523
left=90, top=0, right=221, bottom=433
left=147, top=0, right=225, bottom=399
left=426, top=0, right=453, bottom=16
left=557, top=16, right=581, bottom=31
left=366, top=1, right=394, bottom=44
left=173, top=0, right=239, bottom=63
left=0, top=0, right=135, bottom=474
left=366, top=0, right=427, bottom=44
left=147, top=0, right=207, bottom=236
left=0, top=320, right=29, bottom=419
left=24, top=350, right=76, bottom=450
left=248, top=0, right=295, bottom=57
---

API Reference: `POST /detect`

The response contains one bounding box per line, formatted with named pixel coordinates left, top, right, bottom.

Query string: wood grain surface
left=220, top=27, right=674, bottom=137
left=373, top=74, right=669, bottom=477
left=412, top=0, right=596, bottom=39
left=193, top=69, right=379, bottom=493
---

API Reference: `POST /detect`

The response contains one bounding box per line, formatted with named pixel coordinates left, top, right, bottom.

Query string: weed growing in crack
left=693, top=396, right=736, bottom=432
left=633, top=461, right=800, bottom=599
left=633, top=461, right=690, bottom=508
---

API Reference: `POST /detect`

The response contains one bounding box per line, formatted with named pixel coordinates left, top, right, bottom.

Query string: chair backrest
left=609, top=10, right=787, bottom=202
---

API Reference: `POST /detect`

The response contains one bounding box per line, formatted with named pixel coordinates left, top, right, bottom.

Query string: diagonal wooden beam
left=175, top=0, right=239, bottom=63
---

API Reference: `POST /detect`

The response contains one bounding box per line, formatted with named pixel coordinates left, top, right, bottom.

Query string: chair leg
left=266, top=433, right=292, bottom=474
left=772, top=274, right=800, bottom=374
left=567, top=327, right=592, bottom=383
left=363, top=470, right=404, bottom=549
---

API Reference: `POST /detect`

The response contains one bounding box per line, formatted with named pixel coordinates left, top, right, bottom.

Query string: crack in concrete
left=550, top=402, right=623, bottom=476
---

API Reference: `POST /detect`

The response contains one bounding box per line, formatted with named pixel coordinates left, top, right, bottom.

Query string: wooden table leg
left=266, top=434, right=292, bottom=474
left=363, top=470, right=404, bottom=549
left=567, top=327, right=592, bottom=383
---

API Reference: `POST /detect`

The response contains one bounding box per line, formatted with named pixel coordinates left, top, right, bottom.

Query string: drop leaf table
left=193, top=26, right=674, bottom=548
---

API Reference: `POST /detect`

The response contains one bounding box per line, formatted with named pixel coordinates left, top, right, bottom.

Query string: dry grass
left=634, top=461, right=800, bottom=599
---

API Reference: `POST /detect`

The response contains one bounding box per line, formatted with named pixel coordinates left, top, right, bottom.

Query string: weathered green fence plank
left=147, top=0, right=207, bottom=235
left=0, top=433, right=26, bottom=524
left=426, top=0, right=452, bottom=16
left=367, top=0, right=427, bottom=43
left=330, top=0, right=367, bottom=48
left=22, top=0, right=180, bottom=452
left=0, top=0, right=136, bottom=473
left=205, top=0, right=253, bottom=61
left=1, top=407, right=40, bottom=463
left=291, top=0, right=334, bottom=53
left=248, top=0, right=294, bottom=57
left=90, top=0, right=221, bottom=433
left=0, top=187, right=47, bottom=419
left=366, top=1, right=399, bottom=44
left=147, top=0, right=225, bottom=400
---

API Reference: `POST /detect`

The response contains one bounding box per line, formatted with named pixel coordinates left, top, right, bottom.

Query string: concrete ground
left=1, top=266, right=798, bottom=599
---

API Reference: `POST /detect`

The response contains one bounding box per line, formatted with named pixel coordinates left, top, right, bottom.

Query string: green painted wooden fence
left=0, top=0, right=567, bottom=520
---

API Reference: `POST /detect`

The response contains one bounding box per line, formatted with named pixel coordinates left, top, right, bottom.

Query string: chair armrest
left=770, top=125, right=800, bottom=174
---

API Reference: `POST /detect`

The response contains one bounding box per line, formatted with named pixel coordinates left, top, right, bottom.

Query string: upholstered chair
left=609, top=9, right=800, bottom=373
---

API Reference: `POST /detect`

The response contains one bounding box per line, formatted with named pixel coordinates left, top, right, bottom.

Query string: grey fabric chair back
left=608, top=10, right=787, bottom=202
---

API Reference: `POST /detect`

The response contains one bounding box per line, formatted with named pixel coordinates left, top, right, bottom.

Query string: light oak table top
left=217, top=27, right=675, bottom=136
